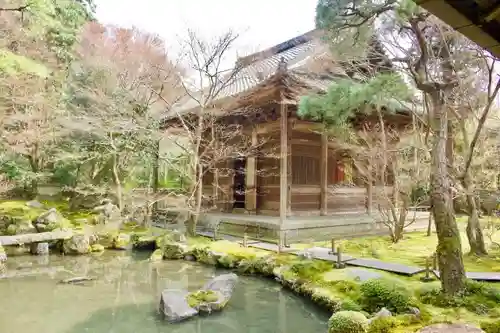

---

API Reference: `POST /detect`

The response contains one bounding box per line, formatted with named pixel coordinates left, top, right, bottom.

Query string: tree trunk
left=430, top=95, right=466, bottom=295
left=426, top=210, right=432, bottom=236
left=27, top=153, right=39, bottom=199
left=152, top=139, right=160, bottom=215
left=187, top=112, right=205, bottom=236
left=463, top=172, right=488, bottom=255
left=112, top=153, right=123, bottom=212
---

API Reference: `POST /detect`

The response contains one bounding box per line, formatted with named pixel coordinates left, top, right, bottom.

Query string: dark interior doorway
left=233, top=157, right=246, bottom=209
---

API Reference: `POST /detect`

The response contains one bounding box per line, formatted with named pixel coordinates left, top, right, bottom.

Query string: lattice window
left=292, top=155, right=320, bottom=185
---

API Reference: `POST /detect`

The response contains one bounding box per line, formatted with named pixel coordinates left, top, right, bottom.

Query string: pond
left=0, top=252, right=329, bottom=333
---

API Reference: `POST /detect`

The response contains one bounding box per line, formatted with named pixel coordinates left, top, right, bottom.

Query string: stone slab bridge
left=0, top=230, right=73, bottom=246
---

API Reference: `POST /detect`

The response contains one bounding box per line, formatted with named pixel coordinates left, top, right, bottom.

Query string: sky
left=95, top=0, right=317, bottom=67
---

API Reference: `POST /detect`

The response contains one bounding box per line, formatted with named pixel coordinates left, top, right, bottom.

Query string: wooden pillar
left=279, top=101, right=288, bottom=246
left=287, top=119, right=292, bottom=217
left=320, top=132, right=328, bottom=215
left=245, top=126, right=258, bottom=214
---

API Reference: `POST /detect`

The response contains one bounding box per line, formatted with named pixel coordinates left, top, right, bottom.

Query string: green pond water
left=0, top=252, right=328, bottom=333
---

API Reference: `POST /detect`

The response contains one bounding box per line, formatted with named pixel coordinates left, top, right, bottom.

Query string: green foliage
left=328, top=311, right=369, bottom=333
left=26, top=0, right=90, bottom=64
left=298, top=73, right=410, bottom=130
left=0, top=50, right=49, bottom=77
left=360, top=278, right=412, bottom=313
left=289, top=260, right=333, bottom=281
left=418, top=280, right=500, bottom=315
left=186, top=290, right=218, bottom=308
left=368, top=316, right=398, bottom=333
left=340, top=298, right=363, bottom=311
left=481, top=320, right=500, bottom=333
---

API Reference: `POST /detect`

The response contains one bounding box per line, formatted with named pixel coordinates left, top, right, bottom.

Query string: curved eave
left=415, top=0, right=500, bottom=57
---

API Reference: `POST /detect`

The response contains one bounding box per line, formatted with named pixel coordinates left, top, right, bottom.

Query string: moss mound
left=419, top=280, right=500, bottom=315
left=481, top=320, right=500, bottom=333
left=186, top=290, right=219, bottom=308
left=368, top=316, right=398, bottom=333
left=328, top=311, right=368, bottom=333
left=360, top=279, right=412, bottom=314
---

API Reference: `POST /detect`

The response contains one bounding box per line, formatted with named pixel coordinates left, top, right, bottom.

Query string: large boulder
left=113, top=233, right=131, bottom=250
left=35, top=208, right=71, bottom=232
left=62, top=234, right=91, bottom=255
left=0, top=201, right=43, bottom=234
left=97, top=232, right=131, bottom=250
left=131, top=234, right=156, bottom=251
left=30, top=242, right=49, bottom=255
left=158, top=274, right=239, bottom=322
left=6, top=218, right=36, bottom=235
left=418, top=324, right=484, bottom=333
left=197, top=273, right=238, bottom=313
left=159, top=289, right=198, bottom=322
left=93, top=199, right=121, bottom=226
left=163, top=242, right=188, bottom=260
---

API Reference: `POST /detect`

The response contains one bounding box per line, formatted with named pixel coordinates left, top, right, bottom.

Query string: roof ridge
left=235, top=29, right=322, bottom=68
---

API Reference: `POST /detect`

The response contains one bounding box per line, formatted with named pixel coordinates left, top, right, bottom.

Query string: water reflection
left=0, top=252, right=328, bottom=333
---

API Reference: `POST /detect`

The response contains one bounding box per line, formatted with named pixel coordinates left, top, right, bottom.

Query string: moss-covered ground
left=291, top=217, right=500, bottom=273
left=176, top=233, right=500, bottom=332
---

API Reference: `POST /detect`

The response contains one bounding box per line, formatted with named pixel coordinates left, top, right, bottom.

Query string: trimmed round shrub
left=328, top=311, right=368, bottom=333
left=360, top=279, right=412, bottom=313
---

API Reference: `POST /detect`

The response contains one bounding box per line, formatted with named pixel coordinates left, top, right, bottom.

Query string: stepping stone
left=300, top=247, right=355, bottom=263
left=345, top=268, right=383, bottom=281
left=347, top=258, right=425, bottom=276
left=196, top=230, right=215, bottom=238
left=433, top=270, right=500, bottom=282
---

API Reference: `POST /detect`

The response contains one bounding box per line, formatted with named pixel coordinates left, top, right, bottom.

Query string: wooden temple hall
left=168, top=29, right=429, bottom=242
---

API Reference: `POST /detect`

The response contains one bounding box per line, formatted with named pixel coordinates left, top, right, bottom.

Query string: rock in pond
left=149, top=249, right=164, bottom=262
left=197, top=273, right=238, bottom=313
left=63, top=234, right=91, bottom=255
left=159, top=289, right=198, bottom=322
left=159, top=273, right=239, bottom=322
left=30, top=242, right=49, bottom=255
left=418, top=323, right=485, bottom=333
left=131, top=234, right=156, bottom=250
left=113, top=233, right=131, bottom=250
left=91, top=244, right=105, bottom=252
left=163, top=242, right=188, bottom=260
left=60, top=276, right=96, bottom=284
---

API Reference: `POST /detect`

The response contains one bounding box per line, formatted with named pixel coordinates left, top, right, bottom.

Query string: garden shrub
left=360, top=279, right=412, bottom=313
left=481, top=320, right=500, bottom=333
left=368, top=316, right=398, bottom=333
left=418, top=280, right=500, bottom=315
left=328, top=311, right=368, bottom=333
left=289, top=260, right=332, bottom=281
left=340, top=299, right=363, bottom=312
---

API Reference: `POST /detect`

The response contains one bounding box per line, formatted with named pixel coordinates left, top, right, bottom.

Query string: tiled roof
left=170, top=29, right=346, bottom=115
